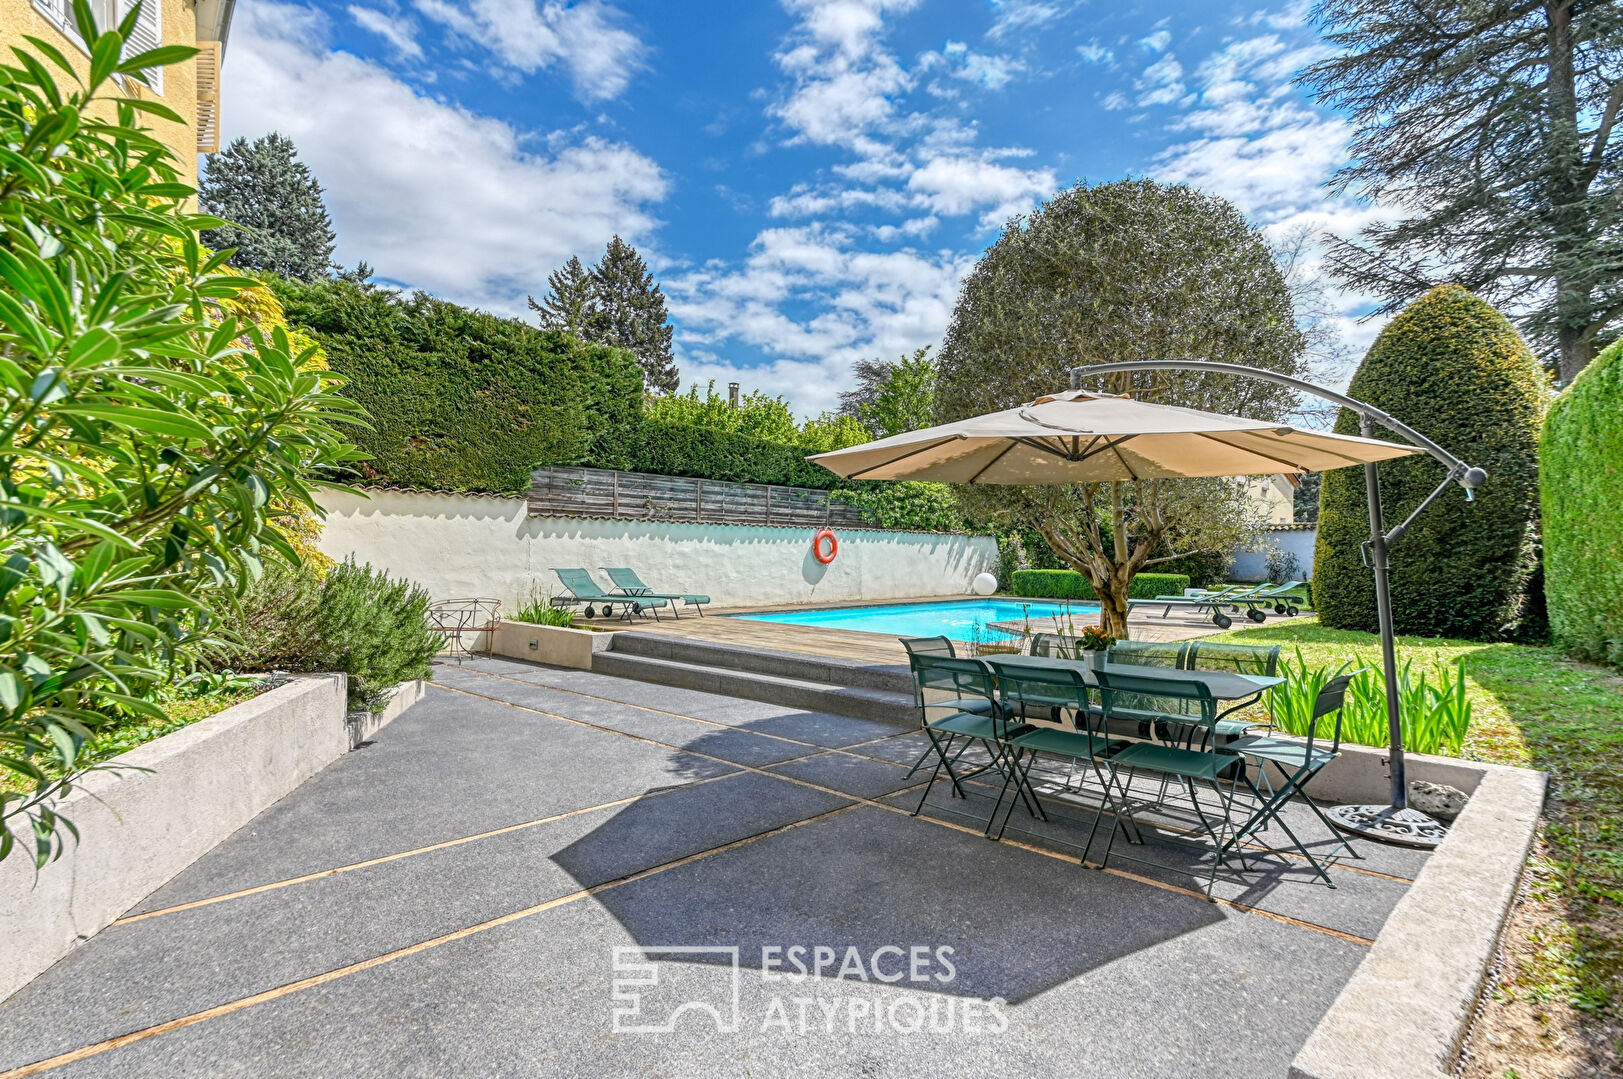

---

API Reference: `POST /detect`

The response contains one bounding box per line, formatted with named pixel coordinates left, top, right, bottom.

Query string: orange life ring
left=812, top=529, right=839, bottom=564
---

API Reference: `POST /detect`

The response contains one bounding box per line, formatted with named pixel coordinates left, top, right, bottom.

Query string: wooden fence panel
left=528, top=466, right=880, bottom=530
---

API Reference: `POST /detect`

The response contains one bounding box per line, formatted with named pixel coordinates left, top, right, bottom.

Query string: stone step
left=609, top=632, right=913, bottom=695
left=589, top=650, right=914, bottom=726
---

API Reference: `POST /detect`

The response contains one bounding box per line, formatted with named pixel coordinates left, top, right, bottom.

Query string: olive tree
left=937, top=180, right=1308, bottom=638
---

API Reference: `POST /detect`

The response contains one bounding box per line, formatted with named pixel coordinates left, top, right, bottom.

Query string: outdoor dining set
left=902, top=635, right=1363, bottom=894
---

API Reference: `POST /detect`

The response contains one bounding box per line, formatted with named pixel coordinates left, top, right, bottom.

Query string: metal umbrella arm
left=1072, top=359, right=1488, bottom=849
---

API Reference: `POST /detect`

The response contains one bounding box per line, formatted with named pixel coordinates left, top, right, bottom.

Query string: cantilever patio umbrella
left=810, top=369, right=1486, bottom=849
left=806, top=388, right=1417, bottom=483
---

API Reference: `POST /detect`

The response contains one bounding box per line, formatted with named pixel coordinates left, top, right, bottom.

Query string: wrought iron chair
left=982, top=660, right=1131, bottom=841
left=426, top=598, right=501, bottom=660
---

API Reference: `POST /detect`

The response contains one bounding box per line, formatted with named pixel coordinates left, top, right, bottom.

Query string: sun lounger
left=604, top=568, right=710, bottom=618
left=552, top=568, right=667, bottom=621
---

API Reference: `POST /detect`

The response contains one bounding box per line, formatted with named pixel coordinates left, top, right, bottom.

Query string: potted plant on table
left=1075, top=624, right=1116, bottom=669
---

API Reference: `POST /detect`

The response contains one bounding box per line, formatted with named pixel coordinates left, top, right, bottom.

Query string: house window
left=29, top=0, right=164, bottom=94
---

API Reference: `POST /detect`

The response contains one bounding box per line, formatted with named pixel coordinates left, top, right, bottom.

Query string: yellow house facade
left=1, top=0, right=235, bottom=178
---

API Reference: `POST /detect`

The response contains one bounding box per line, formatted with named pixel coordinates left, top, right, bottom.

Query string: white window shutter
left=122, top=0, right=163, bottom=94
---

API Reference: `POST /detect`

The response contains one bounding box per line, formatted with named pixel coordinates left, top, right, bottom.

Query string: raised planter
left=1290, top=749, right=1546, bottom=1079
left=487, top=619, right=616, bottom=670
left=0, top=672, right=425, bottom=1003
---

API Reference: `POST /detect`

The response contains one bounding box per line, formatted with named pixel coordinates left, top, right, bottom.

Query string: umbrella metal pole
left=1361, top=420, right=1406, bottom=810
left=1073, top=359, right=1483, bottom=848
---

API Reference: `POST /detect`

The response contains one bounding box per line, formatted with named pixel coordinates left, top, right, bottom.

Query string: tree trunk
left=1095, top=584, right=1132, bottom=640
left=1544, top=1, right=1597, bottom=384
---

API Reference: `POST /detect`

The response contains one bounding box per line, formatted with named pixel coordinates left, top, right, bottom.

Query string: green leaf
left=53, top=405, right=214, bottom=440
left=117, top=45, right=199, bottom=73
left=66, top=328, right=120, bottom=369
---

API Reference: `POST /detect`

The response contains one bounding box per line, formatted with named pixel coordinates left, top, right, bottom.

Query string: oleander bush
left=1313, top=285, right=1543, bottom=639
left=1008, top=570, right=1190, bottom=601
left=1541, top=337, right=1623, bottom=669
left=0, top=14, right=365, bottom=863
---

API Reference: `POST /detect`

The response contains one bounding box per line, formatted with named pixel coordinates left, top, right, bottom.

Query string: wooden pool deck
left=585, top=595, right=1250, bottom=664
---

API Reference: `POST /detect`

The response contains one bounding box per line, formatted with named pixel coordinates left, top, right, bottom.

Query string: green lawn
left=1211, top=617, right=1623, bottom=1061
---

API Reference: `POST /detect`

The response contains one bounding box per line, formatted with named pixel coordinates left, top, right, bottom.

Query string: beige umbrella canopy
left=808, top=389, right=1417, bottom=483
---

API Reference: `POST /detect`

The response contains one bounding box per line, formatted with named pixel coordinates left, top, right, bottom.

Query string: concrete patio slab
left=0, top=655, right=1473, bottom=1079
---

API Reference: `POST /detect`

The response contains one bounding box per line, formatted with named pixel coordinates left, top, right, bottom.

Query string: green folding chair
left=910, top=656, right=1038, bottom=832
left=983, top=660, right=1131, bottom=841
left=1185, top=641, right=1283, bottom=738
left=1092, top=669, right=1259, bottom=895
left=1218, top=670, right=1364, bottom=884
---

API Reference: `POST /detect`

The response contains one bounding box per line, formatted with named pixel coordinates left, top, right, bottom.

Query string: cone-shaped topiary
left=1313, top=285, right=1544, bottom=638
left=1541, top=337, right=1623, bottom=668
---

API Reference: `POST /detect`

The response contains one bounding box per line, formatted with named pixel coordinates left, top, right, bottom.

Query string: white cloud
left=1076, top=39, right=1113, bottom=64
left=414, top=0, right=646, bottom=101
left=1140, top=30, right=1172, bottom=52
left=347, top=6, right=422, bottom=61
left=906, top=155, right=1054, bottom=223
left=1136, top=53, right=1186, bottom=106
left=224, top=3, right=666, bottom=314
left=666, top=227, right=976, bottom=416
left=1100, top=90, right=1129, bottom=110
left=1152, top=30, right=1397, bottom=370
left=935, top=40, right=1022, bottom=89
left=987, top=0, right=1070, bottom=40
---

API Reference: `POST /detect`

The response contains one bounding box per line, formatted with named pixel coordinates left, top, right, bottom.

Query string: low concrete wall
left=1291, top=762, right=1546, bottom=1079
left=0, top=673, right=422, bottom=1003
left=315, top=487, right=1000, bottom=611
left=488, top=620, right=615, bottom=670
left=346, top=678, right=428, bottom=749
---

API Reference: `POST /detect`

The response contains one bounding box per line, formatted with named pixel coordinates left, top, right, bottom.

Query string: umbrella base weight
left=1326, top=804, right=1447, bottom=849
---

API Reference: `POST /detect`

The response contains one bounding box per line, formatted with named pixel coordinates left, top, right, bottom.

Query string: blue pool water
left=732, top=599, right=1101, bottom=643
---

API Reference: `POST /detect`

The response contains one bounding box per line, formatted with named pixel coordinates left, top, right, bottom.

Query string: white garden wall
left=1229, top=524, right=1318, bottom=583
left=315, top=488, right=1000, bottom=610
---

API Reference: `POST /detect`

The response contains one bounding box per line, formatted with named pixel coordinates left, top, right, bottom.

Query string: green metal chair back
left=1301, top=669, right=1360, bottom=757
left=1106, top=640, right=1189, bottom=669
left=1095, top=669, right=1218, bottom=732
left=901, top=635, right=957, bottom=659
left=908, top=654, right=996, bottom=718
left=553, top=568, right=610, bottom=599
left=1186, top=641, right=1282, bottom=677
left=984, top=659, right=1089, bottom=732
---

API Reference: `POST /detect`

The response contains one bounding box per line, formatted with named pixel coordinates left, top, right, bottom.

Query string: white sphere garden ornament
left=971, top=572, right=997, bottom=596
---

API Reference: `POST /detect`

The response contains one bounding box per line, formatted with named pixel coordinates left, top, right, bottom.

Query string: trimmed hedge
left=620, top=419, right=837, bottom=489
left=1009, top=570, right=1190, bottom=601
left=1542, top=337, right=1623, bottom=668
left=1313, top=286, right=1543, bottom=639
left=272, top=277, right=645, bottom=493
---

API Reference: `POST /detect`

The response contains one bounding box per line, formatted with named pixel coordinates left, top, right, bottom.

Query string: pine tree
left=527, top=256, right=598, bottom=338
left=200, top=133, right=336, bottom=280
left=1302, top=1, right=1623, bottom=381
left=589, top=236, right=678, bottom=394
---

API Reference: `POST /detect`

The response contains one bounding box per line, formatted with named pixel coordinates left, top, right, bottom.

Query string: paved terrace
left=0, top=654, right=1422, bottom=1079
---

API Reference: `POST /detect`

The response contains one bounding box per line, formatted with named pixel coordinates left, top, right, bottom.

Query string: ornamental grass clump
left=1265, top=649, right=1472, bottom=756
left=0, top=6, right=365, bottom=864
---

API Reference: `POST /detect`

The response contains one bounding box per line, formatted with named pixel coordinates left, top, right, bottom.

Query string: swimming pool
left=731, top=598, right=1101, bottom=643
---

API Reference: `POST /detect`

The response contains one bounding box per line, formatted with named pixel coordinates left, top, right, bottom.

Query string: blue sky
left=223, top=0, right=1381, bottom=417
